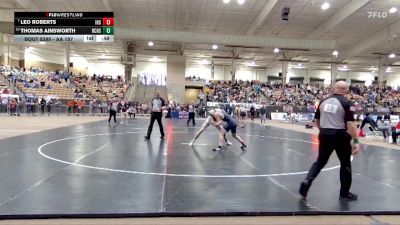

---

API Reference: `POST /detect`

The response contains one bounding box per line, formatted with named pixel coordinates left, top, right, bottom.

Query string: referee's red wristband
left=354, top=139, right=360, bottom=144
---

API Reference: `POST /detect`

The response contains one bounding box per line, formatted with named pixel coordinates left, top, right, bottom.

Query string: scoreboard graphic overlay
left=14, top=12, right=114, bottom=43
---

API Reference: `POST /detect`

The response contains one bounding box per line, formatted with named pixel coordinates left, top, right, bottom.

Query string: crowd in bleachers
left=185, top=76, right=205, bottom=81
left=1, top=63, right=128, bottom=102
left=73, top=74, right=127, bottom=102
left=202, top=79, right=400, bottom=145
left=0, top=63, right=129, bottom=116
left=205, top=80, right=400, bottom=110
left=1, top=64, right=76, bottom=100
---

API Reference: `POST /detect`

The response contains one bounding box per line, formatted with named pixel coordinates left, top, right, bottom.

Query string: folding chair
left=365, top=125, right=384, bottom=141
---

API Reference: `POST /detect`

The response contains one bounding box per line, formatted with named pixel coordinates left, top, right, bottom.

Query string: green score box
left=102, top=26, right=114, bottom=34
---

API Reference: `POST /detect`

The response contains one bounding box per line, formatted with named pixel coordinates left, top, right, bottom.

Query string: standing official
left=299, top=81, right=360, bottom=201
left=108, top=98, right=118, bottom=124
left=187, top=102, right=196, bottom=126
left=144, top=93, right=165, bottom=140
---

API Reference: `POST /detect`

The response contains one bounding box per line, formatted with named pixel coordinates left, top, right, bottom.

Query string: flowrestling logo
left=367, top=11, right=393, bottom=19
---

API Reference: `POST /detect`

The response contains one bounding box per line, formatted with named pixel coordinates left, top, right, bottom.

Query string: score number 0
left=103, top=18, right=114, bottom=26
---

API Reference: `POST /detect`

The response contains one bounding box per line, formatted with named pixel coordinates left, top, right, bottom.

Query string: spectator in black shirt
left=250, top=105, right=255, bottom=121
left=40, top=98, right=46, bottom=115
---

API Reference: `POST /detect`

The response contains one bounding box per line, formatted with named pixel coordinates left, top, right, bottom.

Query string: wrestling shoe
left=212, top=146, right=223, bottom=151
left=299, top=180, right=311, bottom=199
left=339, top=192, right=358, bottom=201
left=226, top=141, right=233, bottom=146
left=188, top=140, right=195, bottom=146
left=240, top=144, right=247, bottom=150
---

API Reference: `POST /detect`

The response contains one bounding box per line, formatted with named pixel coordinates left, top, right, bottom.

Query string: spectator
left=89, top=100, right=94, bottom=116
left=376, top=115, right=392, bottom=142
left=128, top=105, right=136, bottom=119
left=40, top=98, right=46, bottom=115
left=46, top=95, right=52, bottom=115
left=9, top=98, right=17, bottom=116
left=250, top=105, right=255, bottom=121
left=67, top=100, right=74, bottom=115
left=260, top=104, right=267, bottom=126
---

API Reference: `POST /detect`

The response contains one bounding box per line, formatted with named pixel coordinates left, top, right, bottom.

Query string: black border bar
left=14, top=12, right=114, bottom=18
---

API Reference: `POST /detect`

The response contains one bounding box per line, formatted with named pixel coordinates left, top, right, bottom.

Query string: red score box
left=102, top=18, right=114, bottom=26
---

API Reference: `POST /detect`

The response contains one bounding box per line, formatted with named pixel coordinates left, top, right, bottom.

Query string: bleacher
left=76, top=79, right=128, bottom=102
left=131, top=84, right=167, bottom=105
left=80, top=81, right=107, bottom=102
left=99, top=81, right=127, bottom=101
left=15, top=73, right=77, bottom=100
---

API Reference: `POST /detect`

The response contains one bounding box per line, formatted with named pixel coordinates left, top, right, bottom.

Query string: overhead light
left=246, top=61, right=256, bottom=67
left=321, top=2, right=330, bottom=10
left=339, top=65, right=349, bottom=71
left=150, top=57, right=160, bottom=62
left=148, top=41, right=154, bottom=47
left=332, top=50, right=338, bottom=56
left=389, top=7, right=398, bottom=14
left=273, top=48, right=279, bottom=53
left=212, top=44, right=218, bottom=50
left=199, top=59, right=209, bottom=65
left=293, top=63, right=305, bottom=69
left=386, top=67, right=392, bottom=72
left=237, top=0, right=245, bottom=5
left=389, top=53, right=396, bottom=58
left=223, top=0, right=230, bottom=3
left=38, top=42, right=45, bottom=45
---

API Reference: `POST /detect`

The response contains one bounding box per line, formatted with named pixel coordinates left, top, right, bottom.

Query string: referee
left=144, top=93, right=165, bottom=140
left=187, top=102, right=195, bottom=127
left=299, top=81, right=360, bottom=201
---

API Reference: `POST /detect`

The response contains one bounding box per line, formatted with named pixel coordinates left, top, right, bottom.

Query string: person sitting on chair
left=376, top=115, right=392, bottom=142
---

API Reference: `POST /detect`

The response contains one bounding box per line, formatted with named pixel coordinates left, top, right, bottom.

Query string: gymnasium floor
left=0, top=118, right=399, bottom=218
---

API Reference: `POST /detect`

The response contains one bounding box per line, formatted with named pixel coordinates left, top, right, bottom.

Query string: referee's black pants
left=108, top=110, right=117, bottom=123
left=305, top=129, right=352, bottom=197
left=146, top=112, right=164, bottom=138
left=187, top=112, right=195, bottom=126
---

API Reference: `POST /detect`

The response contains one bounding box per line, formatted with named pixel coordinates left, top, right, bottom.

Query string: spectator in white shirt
left=128, top=105, right=136, bottom=119
left=199, top=91, right=205, bottom=105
